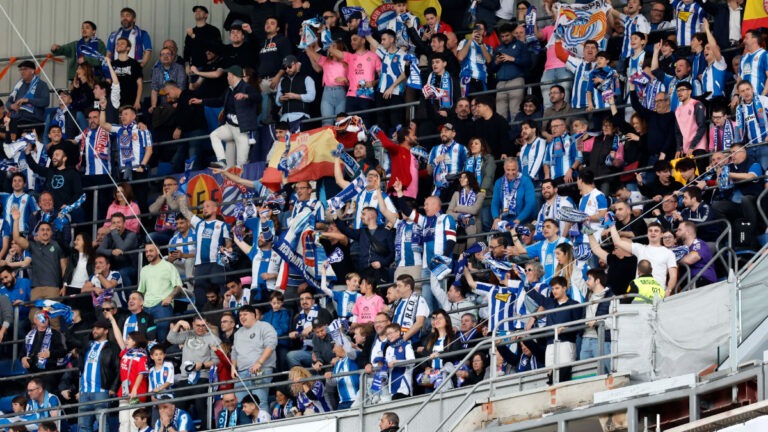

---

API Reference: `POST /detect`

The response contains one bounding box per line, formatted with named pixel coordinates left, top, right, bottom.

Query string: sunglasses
left=102, top=307, right=114, bottom=311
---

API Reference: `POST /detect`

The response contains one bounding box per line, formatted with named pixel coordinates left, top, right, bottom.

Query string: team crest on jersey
left=677, top=10, right=691, bottom=22
left=494, top=292, right=511, bottom=303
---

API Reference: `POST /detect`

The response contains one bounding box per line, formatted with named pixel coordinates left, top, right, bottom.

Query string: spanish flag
left=347, top=0, right=441, bottom=23
left=743, top=0, right=768, bottom=36
left=261, top=126, right=339, bottom=190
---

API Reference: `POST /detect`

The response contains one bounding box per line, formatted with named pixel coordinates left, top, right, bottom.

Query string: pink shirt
left=343, top=51, right=382, bottom=98
left=542, top=26, right=566, bottom=71
left=103, top=202, right=142, bottom=233
left=405, top=154, right=419, bottom=199
left=352, top=294, right=386, bottom=324
left=317, top=55, right=348, bottom=88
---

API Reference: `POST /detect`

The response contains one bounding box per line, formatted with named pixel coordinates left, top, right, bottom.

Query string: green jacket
left=52, top=37, right=106, bottom=80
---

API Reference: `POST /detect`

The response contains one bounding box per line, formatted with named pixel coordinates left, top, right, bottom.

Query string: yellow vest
left=630, top=275, right=665, bottom=303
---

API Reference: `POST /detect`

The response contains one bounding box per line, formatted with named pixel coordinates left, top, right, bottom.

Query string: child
left=319, top=268, right=361, bottom=321
left=132, top=408, right=152, bottom=432
left=239, top=395, right=271, bottom=424
left=263, top=291, right=292, bottom=371
left=213, top=342, right=233, bottom=391
left=351, top=275, right=386, bottom=327
left=384, top=323, right=415, bottom=400
left=588, top=52, right=620, bottom=111
left=271, top=386, right=296, bottom=420
left=148, top=345, right=175, bottom=399
left=324, top=341, right=360, bottom=410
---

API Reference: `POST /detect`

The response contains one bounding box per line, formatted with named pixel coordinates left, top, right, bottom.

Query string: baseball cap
left=17, top=60, right=35, bottom=70
left=440, top=123, right=455, bottom=131
left=224, top=65, right=243, bottom=76
left=93, top=319, right=111, bottom=329
left=312, top=317, right=328, bottom=328
left=192, top=5, right=209, bottom=14
left=282, top=55, right=298, bottom=68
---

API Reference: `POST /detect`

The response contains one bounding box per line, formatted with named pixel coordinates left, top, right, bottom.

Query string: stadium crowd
left=0, top=0, right=766, bottom=430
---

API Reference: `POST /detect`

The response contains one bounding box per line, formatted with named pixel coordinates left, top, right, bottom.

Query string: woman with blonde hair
left=288, top=366, right=332, bottom=415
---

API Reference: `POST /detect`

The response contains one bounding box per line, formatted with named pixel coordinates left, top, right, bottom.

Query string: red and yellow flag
left=261, top=126, right=339, bottom=190
left=743, top=0, right=768, bottom=36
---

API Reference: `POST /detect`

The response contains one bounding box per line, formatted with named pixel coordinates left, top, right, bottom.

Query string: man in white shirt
left=609, top=221, right=678, bottom=296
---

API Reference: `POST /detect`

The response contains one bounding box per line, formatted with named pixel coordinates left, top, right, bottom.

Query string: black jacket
left=698, top=0, right=743, bottom=50
left=203, top=79, right=262, bottom=132
left=334, top=220, right=395, bottom=270
left=115, top=308, right=158, bottom=342
left=78, top=339, right=122, bottom=394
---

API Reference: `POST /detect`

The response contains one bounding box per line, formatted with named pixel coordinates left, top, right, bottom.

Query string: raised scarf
left=427, top=71, right=453, bottom=109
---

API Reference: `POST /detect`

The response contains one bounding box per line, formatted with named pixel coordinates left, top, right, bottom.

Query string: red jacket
left=377, top=130, right=413, bottom=192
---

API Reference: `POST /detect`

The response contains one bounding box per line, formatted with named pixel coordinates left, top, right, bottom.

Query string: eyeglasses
left=662, top=236, right=675, bottom=240
left=102, top=307, right=114, bottom=311
left=490, top=244, right=502, bottom=249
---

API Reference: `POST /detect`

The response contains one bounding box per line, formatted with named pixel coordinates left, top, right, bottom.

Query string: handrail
left=680, top=247, right=738, bottom=293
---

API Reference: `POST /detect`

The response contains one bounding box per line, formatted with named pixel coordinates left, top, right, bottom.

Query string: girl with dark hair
left=448, top=171, right=485, bottom=252
left=416, top=309, right=460, bottom=392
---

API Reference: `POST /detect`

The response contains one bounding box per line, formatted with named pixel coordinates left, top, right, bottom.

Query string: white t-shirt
left=631, top=243, right=677, bottom=287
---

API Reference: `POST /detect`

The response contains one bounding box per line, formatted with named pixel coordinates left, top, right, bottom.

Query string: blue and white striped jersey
left=148, top=361, right=175, bottom=394
left=190, top=216, right=231, bottom=266
left=394, top=219, right=424, bottom=267
left=628, top=50, right=646, bottom=80
left=543, top=135, right=582, bottom=179
left=376, top=47, right=407, bottom=96
left=702, top=57, right=727, bottom=99
left=247, top=247, right=281, bottom=291
left=74, top=127, right=111, bottom=176
left=736, top=95, right=768, bottom=145
left=354, top=189, right=396, bottom=229
left=418, top=213, right=457, bottom=269
left=427, top=141, right=469, bottom=177
left=670, top=0, right=705, bottom=47
left=474, top=281, right=520, bottom=332
left=80, top=340, right=107, bottom=393
left=740, top=48, right=768, bottom=95
left=332, top=356, right=360, bottom=404
left=0, top=192, right=38, bottom=234
left=108, top=122, right=152, bottom=170
left=620, top=14, right=650, bottom=59
left=565, top=56, right=597, bottom=109
left=225, top=288, right=251, bottom=309
left=519, top=137, right=547, bottom=181
left=661, top=73, right=702, bottom=110
left=457, top=39, right=491, bottom=83
left=525, top=237, right=569, bottom=281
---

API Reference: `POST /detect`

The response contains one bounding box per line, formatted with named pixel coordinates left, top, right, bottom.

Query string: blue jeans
left=541, top=67, right=574, bottom=109
left=78, top=391, right=110, bottom=432
left=321, top=86, right=347, bottom=125
left=286, top=348, right=313, bottom=368
left=145, top=304, right=173, bottom=341
left=234, top=367, right=273, bottom=412
left=579, top=337, right=611, bottom=373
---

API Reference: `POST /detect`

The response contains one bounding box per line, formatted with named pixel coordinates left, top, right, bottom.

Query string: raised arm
left=609, top=224, right=634, bottom=254
left=10, top=207, right=28, bottom=250
left=334, top=157, right=351, bottom=189
left=588, top=233, right=609, bottom=262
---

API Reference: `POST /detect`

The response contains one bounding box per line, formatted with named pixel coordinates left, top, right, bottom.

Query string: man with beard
left=534, top=179, right=574, bottom=240
left=110, top=38, right=144, bottom=109
left=447, top=98, right=474, bottom=145
left=179, top=199, right=232, bottom=307
left=99, top=106, right=153, bottom=207
left=25, top=146, right=83, bottom=213
left=106, top=7, right=152, bottom=67
left=137, top=244, right=183, bottom=341
left=427, top=123, right=468, bottom=201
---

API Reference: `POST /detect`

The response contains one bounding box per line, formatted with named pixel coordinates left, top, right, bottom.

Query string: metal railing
left=1, top=294, right=638, bottom=432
